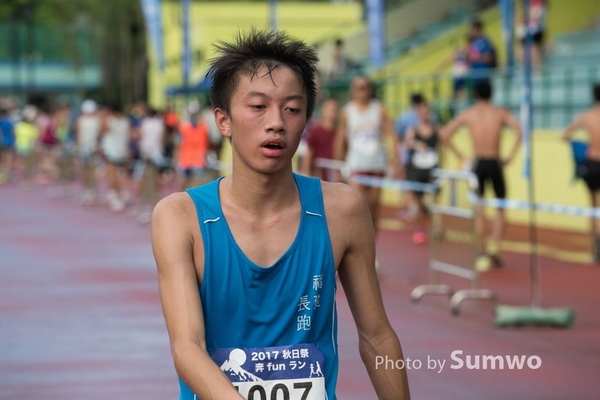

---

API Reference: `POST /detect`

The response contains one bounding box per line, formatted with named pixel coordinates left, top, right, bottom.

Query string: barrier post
left=410, top=169, right=497, bottom=315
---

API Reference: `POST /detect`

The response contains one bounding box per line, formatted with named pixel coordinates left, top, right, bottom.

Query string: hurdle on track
left=410, top=169, right=496, bottom=316
left=313, top=158, right=497, bottom=315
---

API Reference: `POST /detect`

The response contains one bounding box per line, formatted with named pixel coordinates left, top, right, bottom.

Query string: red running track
left=1, top=184, right=599, bottom=399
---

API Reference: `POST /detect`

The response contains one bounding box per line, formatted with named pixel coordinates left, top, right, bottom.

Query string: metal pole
left=366, top=0, right=385, bottom=69
left=501, top=0, right=515, bottom=76
left=181, top=0, right=191, bottom=102
left=522, top=0, right=540, bottom=308
left=269, top=0, right=277, bottom=31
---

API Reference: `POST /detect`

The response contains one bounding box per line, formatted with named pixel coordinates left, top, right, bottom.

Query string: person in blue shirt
left=0, top=107, right=16, bottom=184
left=151, top=30, right=410, bottom=400
left=562, top=83, right=600, bottom=262
left=467, top=20, right=497, bottom=86
left=394, top=93, right=425, bottom=175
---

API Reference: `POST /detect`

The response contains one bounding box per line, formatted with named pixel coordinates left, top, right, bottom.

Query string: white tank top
left=101, top=116, right=130, bottom=162
left=140, top=117, right=165, bottom=163
left=77, top=114, right=101, bottom=156
left=345, top=100, right=387, bottom=172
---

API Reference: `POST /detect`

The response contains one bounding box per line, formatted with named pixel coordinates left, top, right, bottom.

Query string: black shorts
left=521, top=30, right=544, bottom=45
left=406, top=166, right=433, bottom=196
left=583, top=160, right=600, bottom=191
left=473, top=159, right=506, bottom=199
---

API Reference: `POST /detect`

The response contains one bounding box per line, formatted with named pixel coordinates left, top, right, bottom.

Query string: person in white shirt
left=76, top=100, right=101, bottom=204
left=100, top=103, right=132, bottom=212
left=137, top=108, right=165, bottom=223
left=335, top=76, right=399, bottom=235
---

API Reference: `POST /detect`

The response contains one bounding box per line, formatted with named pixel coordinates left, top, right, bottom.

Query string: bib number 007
left=235, top=381, right=312, bottom=400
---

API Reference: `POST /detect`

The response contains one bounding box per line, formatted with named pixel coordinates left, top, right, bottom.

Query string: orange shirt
left=164, top=111, right=179, bottom=129
left=178, top=121, right=209, bottom=169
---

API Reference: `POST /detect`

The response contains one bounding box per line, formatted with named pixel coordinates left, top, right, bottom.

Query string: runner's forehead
left=234, top=66, right=306, bottom=100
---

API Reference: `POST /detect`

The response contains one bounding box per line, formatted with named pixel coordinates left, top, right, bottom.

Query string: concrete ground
left=1, top=183, right=599, bottom=399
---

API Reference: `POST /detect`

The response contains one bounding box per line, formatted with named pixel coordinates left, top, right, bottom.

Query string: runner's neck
left=223, top=167, right=299, bottom=215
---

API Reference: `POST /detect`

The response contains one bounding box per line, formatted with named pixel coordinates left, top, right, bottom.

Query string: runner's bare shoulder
left=320, top=181, right=371, bottom=231
left=152, top=192, right=199, bottom=239
left=154, top=192, right=196, bottom=218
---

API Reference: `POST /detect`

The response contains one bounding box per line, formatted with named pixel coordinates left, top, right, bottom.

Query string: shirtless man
left=562, top=83, right=600, bottom=262
left=441, top=81, right=522, bottom=271
left=151, top=30, right=410, bottom=400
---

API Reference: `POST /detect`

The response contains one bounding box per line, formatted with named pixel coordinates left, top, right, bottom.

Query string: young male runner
left=441, top=81, right=522, bottom=271
left=562, top=83, right=600, bottom=261
left=152, top=30, right=410, bottom=400
left=335, top=76, right=399, bottom=234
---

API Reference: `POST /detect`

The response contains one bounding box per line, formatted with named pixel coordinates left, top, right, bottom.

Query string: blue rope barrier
left=351, top=174, right=438, bottom=194
left=314, top=158, right=600, bottom=218
left=469, top=194, right=600, bottom=218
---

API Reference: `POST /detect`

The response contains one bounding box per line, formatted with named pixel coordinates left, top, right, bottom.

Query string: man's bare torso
left=582, top=107, right=600, bottom=161
left=462, top=102, right=507, bottom=159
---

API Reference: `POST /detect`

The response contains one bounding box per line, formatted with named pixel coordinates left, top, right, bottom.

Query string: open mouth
left=263, top=143, right=283, bottom=150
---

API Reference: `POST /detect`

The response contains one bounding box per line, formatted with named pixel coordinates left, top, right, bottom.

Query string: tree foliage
left=1, top=0, right=147, bottom=108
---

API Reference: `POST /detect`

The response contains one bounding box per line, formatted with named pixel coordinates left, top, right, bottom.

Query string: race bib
left=211, top=344, right=326, bottom=400
left=412, top=150, right=438, bottom=169
left=353, top=132, right=380, bottom=157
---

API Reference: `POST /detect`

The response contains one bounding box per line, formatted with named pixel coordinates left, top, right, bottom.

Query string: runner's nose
left=265, top=107, right=286, bottom=134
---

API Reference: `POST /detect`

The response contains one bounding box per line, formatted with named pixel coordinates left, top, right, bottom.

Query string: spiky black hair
left=206, top=29, right=319, bottom=120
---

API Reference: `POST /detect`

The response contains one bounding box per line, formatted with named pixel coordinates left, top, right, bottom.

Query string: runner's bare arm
left=329, top=185, right=411, bottom=400
left=502, top=110, right=523, bottom=165
left=381, top=107, right=399, bottom=168
left=152, top=194, right=243, bottom=400
left=333, top=110, right=348, bottom=181
left=440, top=113, right=466, bottom=160
left=74, top=118, right=80, bottom=148
left=99, top=113, right=109, bottom=136
left=561, top=113, right=585, bottom=142
left=334, top=109, right=348, bottom=162
left=404, top=127, right=417, bottom=150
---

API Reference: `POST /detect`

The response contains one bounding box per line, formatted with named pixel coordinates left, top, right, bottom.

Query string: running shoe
left=475, top=254, right=491, bottom=272
left=412, top=231, right=427, bottom=244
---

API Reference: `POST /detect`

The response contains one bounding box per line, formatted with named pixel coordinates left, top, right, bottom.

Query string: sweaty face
left=215, top=65, right=307, bottom=174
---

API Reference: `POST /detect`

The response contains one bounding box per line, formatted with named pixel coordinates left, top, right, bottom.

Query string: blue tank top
left=183, top=173, right=338, bottom=400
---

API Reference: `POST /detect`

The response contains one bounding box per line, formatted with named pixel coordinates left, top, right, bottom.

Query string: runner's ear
left=214, top=108, right=231, bottom=140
